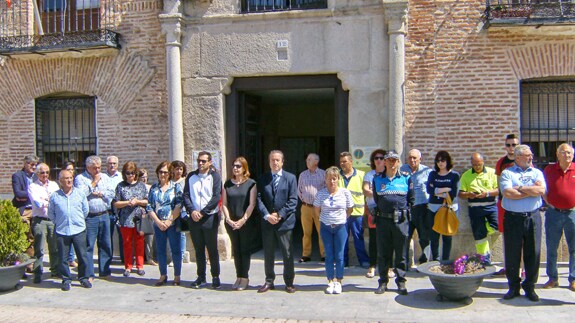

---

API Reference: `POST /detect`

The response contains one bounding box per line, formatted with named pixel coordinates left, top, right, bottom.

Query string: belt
left=34, top=216, right=51, bottom=221
left=323, top=223, right=345, bottom=229
left=549, top=205, right=575, bottom=213
left=506, top=210, right=538, bottom=218
left=88, top=210, right=109, bottom=217
left=301, top=202, right=314, bottom=207
left=469, top=202, right=496, bottom=207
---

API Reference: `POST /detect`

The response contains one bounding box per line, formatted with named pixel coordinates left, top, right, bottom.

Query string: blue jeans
left=57, top=230, right=89, bottom=284
left=344, top=215, right=369, bottom=266
left=545, top=207, right=575, bottom=283
left=321, top=223, right=348, bottom=280
left=85, top=214, right=112, bottom=277
left=155, top=225, right=182, bottom=277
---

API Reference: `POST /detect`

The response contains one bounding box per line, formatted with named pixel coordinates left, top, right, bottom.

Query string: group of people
left=11, top=135, right=575, bottom=300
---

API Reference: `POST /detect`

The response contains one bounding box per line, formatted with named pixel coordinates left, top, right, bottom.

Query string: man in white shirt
left=28, top=163, right=61, bottom=283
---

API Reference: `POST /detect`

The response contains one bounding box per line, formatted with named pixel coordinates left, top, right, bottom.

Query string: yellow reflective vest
left=338, top=168, right=365, bottom=216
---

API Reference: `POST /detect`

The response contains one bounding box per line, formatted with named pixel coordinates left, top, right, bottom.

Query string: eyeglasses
left=197, top=159, right=209, bottom=164
left=125, top=171, right=135, bottom=176
left=232, top=164, right=242, bottom=169
left=374, top=156, right=385, bottom=161
left=505, top=143, right=518, bottom=148
left=38, top=171, right=49, bottom=175
left=158, top=170, right=169, bottom=175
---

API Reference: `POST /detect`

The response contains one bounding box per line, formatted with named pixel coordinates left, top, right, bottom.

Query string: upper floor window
left=35, top=95, right=97, bottom=178
left=520, top=80, right=575, bottom=169
left=241, top=0, right=327, bottom=13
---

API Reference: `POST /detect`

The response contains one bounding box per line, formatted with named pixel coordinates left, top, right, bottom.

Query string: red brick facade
left=0, top=0, right=167, bottom=195
left=405, top=0, right=575, bottom=170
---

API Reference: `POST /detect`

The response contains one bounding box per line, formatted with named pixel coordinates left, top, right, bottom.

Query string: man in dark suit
left=12, top=155, right=39, bottom=225
left=257, top=150, right=298, bottom=293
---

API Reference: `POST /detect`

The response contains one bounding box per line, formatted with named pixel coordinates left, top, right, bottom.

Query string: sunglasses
left=374, top=156, right=385, bottom=161
left=505, top=143, right=518, bottom=148
left=436, top=159, right=447, bottom=163
left=158, top=170, right=169, bottom=175
left=125, top=171, right=135, bottom=176
left=38, top=171, right=49, bottom=175
left=232, top=164, right=242, bottom=169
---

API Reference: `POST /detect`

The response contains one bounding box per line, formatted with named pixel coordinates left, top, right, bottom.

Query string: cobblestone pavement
left=1, top=252, right=574, bottom=322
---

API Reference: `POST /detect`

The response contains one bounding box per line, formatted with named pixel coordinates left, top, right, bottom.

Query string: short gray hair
left=23, top=155, right=39, bottom=164
left=557, top=143, right=574, bottom=153
left=269, top=150, right=284, bottom=161
left=514, top=144, right=532, bottom=157
left=85, top=155, right=102, bottom=167
left=35, top=163, right=49, bottom=174
left=307, top=153, right=319, bottom=161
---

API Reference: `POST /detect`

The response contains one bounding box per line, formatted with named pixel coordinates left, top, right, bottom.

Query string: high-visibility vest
left=339, top=169, right=365, bottom=216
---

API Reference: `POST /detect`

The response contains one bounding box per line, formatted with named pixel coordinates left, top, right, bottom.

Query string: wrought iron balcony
left=485, top=0, right=575, bottom=26
left=241, top=0, right=327, bottom=14
left=0, top=0, right=120, bottom=56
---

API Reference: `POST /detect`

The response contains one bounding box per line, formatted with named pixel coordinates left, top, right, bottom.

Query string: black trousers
left=225, top=222, right=253, bottom=278
left=407, top=204, right=430, bottom=262
left=262, top=227, right=295, bottom=286
left=503, top=210, right=541, bottom=291
left=376, top=217, right=409, bottom=284
left=189, top=224, right=220, bottom=278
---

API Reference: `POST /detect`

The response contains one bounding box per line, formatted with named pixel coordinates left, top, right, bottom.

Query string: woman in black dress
left=222, top=156, right=257, bottom=291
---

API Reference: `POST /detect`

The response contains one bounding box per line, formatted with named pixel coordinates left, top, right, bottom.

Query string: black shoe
left=299, top=257, right=311, bottom=263
left=375, top=283, right=388, bottom=294
left=397, top=282, right=408, bottom=295
left=212, top=277, right=221, bottom=289
left=61, top=282, right=71, bottom=291
left=80, top=279, right=92, bottom=289
left=320, top=257, right=325, bottom=262
left=285, top=285, right=296, bottom=293
left=525, top=290, right=539, bottom=302
left=418, top=254, right=428, bottom=264
left=503, top=288, right=520, bottom=300
left=190, top=277, right=206, bottom=289
left=257, top=282, right=275, bottom=293
left=33, top=276, right=42, bottom=284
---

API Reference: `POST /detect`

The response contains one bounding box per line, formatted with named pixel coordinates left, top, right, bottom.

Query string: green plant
left=0, top=200, right=30, bottom=266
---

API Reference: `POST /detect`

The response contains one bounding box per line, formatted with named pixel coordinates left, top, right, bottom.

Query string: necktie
left=273, top=174, right=280, bottom=194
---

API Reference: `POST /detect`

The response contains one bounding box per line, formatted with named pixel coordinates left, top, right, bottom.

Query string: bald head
left=471, top=153, right=485, bottom=173
left=407, top=149, right=422, bottom=171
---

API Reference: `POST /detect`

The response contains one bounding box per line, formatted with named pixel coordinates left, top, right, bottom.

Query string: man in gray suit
left=257, top=150, right=298, bottom=293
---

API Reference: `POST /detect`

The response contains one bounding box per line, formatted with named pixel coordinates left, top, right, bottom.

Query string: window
left=35, top=96, right=97, bottom=178
left=241, top=0, right=327, bottom=13
left=520, top=80, right=575, bottom=169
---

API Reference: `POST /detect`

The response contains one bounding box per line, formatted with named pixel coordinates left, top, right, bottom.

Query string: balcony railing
left=486, top=0, right=575, bottom=25
left=0, top=0, right=120, bottom=56
left=241, top=0, right=327, bottom=13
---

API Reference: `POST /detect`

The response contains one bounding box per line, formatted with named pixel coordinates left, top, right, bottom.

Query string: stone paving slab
left=1, top=252, right=574, bottom=322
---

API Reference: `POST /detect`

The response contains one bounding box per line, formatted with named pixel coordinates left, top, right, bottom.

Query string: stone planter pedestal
left=417, top=261, right=496, bottom=304
left=0, top=259, right=34, bottom=292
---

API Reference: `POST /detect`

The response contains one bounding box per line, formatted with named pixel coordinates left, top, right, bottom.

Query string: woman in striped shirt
left=314, top=166, right=354, bottom=294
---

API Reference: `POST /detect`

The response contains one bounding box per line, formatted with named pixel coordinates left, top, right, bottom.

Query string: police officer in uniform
left=373, top=150, right=414, bottom=295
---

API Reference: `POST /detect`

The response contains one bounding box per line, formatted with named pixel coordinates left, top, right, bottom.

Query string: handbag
left=134, top=209, right=155, bottom=235
left=432, top=193, right=459, bottom=236
left=178, top=216, right=191, bottom=232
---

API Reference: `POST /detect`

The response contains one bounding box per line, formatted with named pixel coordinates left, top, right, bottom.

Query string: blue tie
left=273, top=174, right=280, bottom=194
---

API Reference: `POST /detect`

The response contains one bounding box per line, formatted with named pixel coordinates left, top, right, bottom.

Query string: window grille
left=35, top=96, right=97, bottom=178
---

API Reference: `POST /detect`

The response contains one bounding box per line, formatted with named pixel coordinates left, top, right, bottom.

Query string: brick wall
left=0, top=0, right=167, bottom=196
left=405, top=0, right=575, bottom=171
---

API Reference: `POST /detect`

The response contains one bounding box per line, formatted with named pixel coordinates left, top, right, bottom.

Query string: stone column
left=383, top=1, right=407, bottom=155
left=160, top=14, right=185, bottom=161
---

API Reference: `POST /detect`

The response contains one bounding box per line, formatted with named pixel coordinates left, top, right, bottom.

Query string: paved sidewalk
left=1, top=252, right=574, bottom=322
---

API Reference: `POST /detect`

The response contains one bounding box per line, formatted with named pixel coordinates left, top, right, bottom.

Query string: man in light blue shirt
left=49, top=170, right=91, bottom=291
left=103, top=155, right=124, bottom=263
left=500, top=145, right=546, bottom=302
left=400, top=149, right=431, bottom=265
left=74, top=155, right=114, bottom=279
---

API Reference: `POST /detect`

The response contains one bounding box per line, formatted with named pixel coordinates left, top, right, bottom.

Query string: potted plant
left=418, top=254, right=496, bottom=304
left=0, top=200, right=34, bottom=291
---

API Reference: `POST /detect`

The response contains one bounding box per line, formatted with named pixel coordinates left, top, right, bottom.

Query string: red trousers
left=120, top=226, right=144, bottom=270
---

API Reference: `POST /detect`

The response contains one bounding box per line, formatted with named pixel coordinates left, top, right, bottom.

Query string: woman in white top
left=314, top=166, right=354, bottom=294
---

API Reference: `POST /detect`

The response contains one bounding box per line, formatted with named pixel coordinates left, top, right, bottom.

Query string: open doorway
left=225, top=75, right=348, bottom=177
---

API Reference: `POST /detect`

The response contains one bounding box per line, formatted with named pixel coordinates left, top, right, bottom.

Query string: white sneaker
left=325, top=282, right=335, bottom=294
left=333, top=282, right=342, bottom=294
